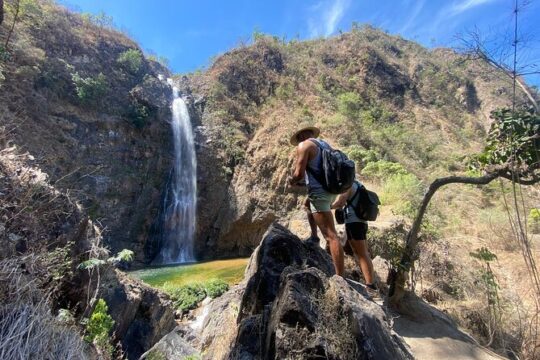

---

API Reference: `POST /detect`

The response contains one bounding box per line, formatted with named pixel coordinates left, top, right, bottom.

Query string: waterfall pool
left=130, top=258, right=249, bottom=288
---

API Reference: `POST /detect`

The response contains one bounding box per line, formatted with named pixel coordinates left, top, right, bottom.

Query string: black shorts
left=345, top=222, right=368, bottom=241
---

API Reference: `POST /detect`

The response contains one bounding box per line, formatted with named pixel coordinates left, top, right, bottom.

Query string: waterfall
left=155, top=79, right=197, bottom=264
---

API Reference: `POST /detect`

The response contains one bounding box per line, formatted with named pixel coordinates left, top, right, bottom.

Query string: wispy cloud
left=398, top=0, right=427, bottom=34
left=307, top=0, right=351, bottom=38
left=448, top=0, right=498, bottom=17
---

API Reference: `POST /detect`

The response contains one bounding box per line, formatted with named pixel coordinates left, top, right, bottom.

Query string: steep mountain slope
left=185, top=26, right=531, bottom=258
left=0, top=0, right=173, bottom=263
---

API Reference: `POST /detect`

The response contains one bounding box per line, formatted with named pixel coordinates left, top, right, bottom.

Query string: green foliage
left=145, top=350, right=167, bottom=360
left=380, top=173, right=423, bottom=219
left=71, top=72, right=108, bottom=104
left=361, top=160, right=407, bottom=179
left=108, top=249, right=134, bottom=263
left=529, top=208, right=540, bottom=233
left=161, top=279, right=229, bottom=311
left=369, top=225, right=407, bottom=269
left=470, top=108, right=539, bottom=174
left=344, top=145, right=379, bottom=168
left=127, top=102, right=150, bottom=128
left=117, top=48, right=143, bottom=73
left=470, top=248, right=500, bottom=312
left=358, top=104, right=395, bottom=125
left=85, top=299, right=115, bottom=356
left=78, top=249, right=134, bottom=270
left=182, top=355, right=201, bottom=360
left=337, top=92, right=363, bottom=118
left=78, top=258, right=106, bottom=270
left=469, top=247, right=498, bottom=262
left=204, top=279, right=229, bottom=298
left=162, top=282, right=207, bottom=312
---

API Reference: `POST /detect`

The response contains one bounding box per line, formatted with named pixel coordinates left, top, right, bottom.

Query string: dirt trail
left=392, top=299, right=506, bottom=360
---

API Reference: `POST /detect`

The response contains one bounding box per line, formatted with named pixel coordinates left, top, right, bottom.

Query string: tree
left=4, top=0, right=20, bottom=50
left=3, top=0, right=38, bottom=50
left=388, top=108, right=539, bottom=305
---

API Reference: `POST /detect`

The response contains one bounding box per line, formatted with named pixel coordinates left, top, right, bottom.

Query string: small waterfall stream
left=155, top=79, right=197, bottom=264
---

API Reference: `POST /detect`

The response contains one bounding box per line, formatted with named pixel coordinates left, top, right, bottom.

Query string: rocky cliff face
left=145, top=224, right=414, bottom=360
left=0, top=1, right=173, bottom=264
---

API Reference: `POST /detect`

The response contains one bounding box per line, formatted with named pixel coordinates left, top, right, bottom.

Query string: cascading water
left=155, top=79, right=197, bottom=264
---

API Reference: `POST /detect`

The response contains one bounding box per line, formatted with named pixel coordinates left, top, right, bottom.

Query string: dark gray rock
left=200, top=223, right=413, bottom=360
left=140, top=326, right=199, bottom=360
left=129, top=74, right=172, bottom=112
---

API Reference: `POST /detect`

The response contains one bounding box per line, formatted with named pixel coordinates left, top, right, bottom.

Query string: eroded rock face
left=100, top=270, right=176, bottom=360
left=197, top=224, right=413, bottom=360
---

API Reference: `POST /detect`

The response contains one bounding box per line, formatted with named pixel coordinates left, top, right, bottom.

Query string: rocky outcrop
left=100, top=270, right=176, bottom=360
left=155, top=224, right=413, bottom=359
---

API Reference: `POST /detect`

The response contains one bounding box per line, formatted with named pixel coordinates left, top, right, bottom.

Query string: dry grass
left=0, top=257, right=89, bottom=360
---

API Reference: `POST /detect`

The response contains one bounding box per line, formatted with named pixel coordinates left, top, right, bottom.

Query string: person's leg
left=312, top=211, right=344, bottom=276
left=303, top=198, right=318, bottom=240
left=349, top=239, right=374, bottom=285
left=346, top=222, right=375, bottom=285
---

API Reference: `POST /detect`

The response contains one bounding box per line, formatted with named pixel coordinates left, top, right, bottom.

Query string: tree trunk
left=4, top=0, right=20, bottom=50
left=387, top=172, right=501, bottom=306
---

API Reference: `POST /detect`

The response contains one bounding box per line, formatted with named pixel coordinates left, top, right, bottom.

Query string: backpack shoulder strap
left=306, top=139, right=325, bottom=185
left=346, top=181, right=361, bottom=206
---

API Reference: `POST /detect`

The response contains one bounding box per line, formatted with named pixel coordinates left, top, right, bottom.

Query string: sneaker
left=365, top=283, right=382, bottom=301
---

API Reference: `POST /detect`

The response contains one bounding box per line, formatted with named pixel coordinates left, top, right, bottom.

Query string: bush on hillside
left=344, top=145, right=379, bottom=168
left=337, top=92, right=363, bottom=118
left=380, top=173, right=423, bottom=219
left=117, top=48, right=143, bottom=74
left=361, top=160, right=407, bottom=179
left=529, top=208, right=540, bottom=234
left=204, top=279, right=229, bottom=298
left=71, top=72, right=108, bottom=104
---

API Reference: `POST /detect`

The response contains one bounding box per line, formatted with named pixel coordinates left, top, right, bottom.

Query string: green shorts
left=308, top=191, right=337, bottom=213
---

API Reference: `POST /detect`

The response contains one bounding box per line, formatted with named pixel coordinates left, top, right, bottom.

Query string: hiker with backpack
left=288, top=124, right=355, bottom=276
left=332, top=179, right=379, bottom=293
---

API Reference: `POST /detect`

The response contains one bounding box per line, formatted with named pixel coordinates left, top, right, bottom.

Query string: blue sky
left=60, top=0, right=540, bottom=86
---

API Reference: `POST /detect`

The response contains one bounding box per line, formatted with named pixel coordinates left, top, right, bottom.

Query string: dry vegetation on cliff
left=185, top=27, right=540, bottom=357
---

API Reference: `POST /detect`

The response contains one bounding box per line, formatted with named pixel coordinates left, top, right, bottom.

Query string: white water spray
left=156, top=79, right=197, bottom=263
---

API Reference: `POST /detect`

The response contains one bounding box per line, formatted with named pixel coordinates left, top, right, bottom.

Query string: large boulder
left=198, top=223, right=413, bottom=359
left=100, top=270, right=176, bottom=360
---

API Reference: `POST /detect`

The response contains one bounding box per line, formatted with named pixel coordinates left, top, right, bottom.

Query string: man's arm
left=289, top=141, right=311, bottom=185
left=331, top=187, right=352, bottom=209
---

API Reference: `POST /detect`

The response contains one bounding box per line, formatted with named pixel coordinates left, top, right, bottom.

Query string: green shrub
left=71, top=72, right=108, bottom=104
left=529, top=208, right=540, bottom=234
left=344, top=145, right=379, bottom=167
left=359, top=104, right=395, bottom=125
left=337, top=92, right=363, bottom=118
left=380, top=173, right=423, bottom=219
left=85, top=299, right=114, bottom=356
left=361, top=160, right=407, bottom=179
left=162, top=282, right=207, bottom=311
left=117, top=49, right=143, bottom=74
left=204, top=279, right=229, bottom=298
left=128, top=102, right=150, bottom=128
